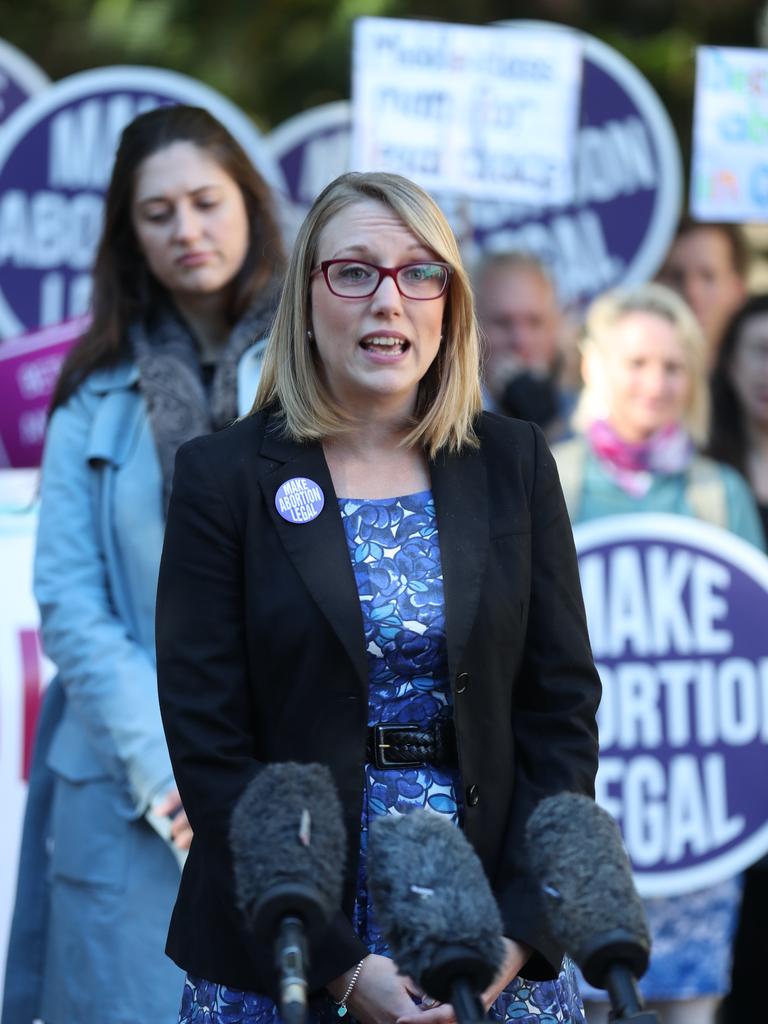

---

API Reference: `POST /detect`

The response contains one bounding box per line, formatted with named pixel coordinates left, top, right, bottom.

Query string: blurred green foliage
left=0, top=0, right=763, bottom=160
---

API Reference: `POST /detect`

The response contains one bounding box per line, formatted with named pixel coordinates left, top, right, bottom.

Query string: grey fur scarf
left=129, top=283, right=280, bottom=510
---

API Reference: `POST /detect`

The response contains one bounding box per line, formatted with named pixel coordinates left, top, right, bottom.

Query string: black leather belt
left=366, top=720, right=458, bottom=770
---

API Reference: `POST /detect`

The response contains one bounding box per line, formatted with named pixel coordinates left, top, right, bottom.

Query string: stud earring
left=307, top=328, right=314, bottom=342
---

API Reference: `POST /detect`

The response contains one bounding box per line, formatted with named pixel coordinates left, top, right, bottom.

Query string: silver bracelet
left=336, top=958, right=365, bottom=1017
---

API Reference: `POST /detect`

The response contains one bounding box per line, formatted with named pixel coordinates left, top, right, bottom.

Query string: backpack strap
left=553, top=441, right=728, bottom=529
left=686, top=455, right=728, bottom=529
left=552, top=437, right=588, bottom=522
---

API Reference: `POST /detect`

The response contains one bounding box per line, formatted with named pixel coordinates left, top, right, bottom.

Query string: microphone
left=368, top=809, right=505, bottom=1024
left=525, top=792, right=656, bottom=1024
left=230, top=762, right=347, bottom=1024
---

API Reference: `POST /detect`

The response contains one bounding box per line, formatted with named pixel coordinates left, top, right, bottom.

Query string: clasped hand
left=328, top=939, right=529, bottom=1024
left=154, top=786, right=193, bottom=850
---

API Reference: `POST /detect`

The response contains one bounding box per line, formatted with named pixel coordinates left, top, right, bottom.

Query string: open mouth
left=360, top=336, right=410, bottom=356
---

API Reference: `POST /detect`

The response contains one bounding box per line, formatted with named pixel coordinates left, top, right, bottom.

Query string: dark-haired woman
left=709, top=294, right=768, bottom=539
left=708, top=294, right=768, bottom=1024
left=1, top=104, right=284, bottom=1024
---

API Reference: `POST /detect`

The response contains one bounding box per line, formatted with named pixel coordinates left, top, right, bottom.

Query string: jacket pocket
left=47, top=717, right=132, bottom=887
left=489, top=502, right=532, bottom=539
left=48, top=772, right=131, bottom=888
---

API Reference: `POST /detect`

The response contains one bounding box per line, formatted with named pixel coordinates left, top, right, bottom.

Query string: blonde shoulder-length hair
left=573, top=282, right=710, bottom=445
left=252, top=171, right=482, bottom=456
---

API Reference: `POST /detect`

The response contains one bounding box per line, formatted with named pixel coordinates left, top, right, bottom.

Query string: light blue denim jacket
left=36, top=337, right=267, bottom=814
left=36, top=361, right=173, bottom=816
left=2, top=346, right=266, bottom=1024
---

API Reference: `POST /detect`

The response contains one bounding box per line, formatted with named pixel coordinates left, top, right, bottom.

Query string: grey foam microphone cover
left=524, top=792, right=651, bottom=985
left=368, top=809, right=506, bottom=986
left=229, top=761, right=346, bottom=936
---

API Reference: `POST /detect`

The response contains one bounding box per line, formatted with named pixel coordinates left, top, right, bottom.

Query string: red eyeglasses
left=312, top=260, right=452, bottom=300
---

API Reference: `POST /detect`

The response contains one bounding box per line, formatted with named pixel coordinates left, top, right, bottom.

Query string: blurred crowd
left=475, top=217, right=768, bottom=1024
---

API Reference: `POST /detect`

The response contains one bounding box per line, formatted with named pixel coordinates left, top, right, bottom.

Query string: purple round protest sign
left=275, top=477, right=325, bottom=524
left=574, top=514, right=768, bottom=897
left=268, top=101, right=350, bottom=214
left=0, top=66, right=285, bottom=340
left=276, top=25, right=682, bottom=309
left=0, top=39, right=48, bottom=126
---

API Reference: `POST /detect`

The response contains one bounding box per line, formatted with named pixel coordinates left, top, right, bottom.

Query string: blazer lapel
left=430, top=441, right=489, bottom=684
left=259, top=422, right=369, bottom=690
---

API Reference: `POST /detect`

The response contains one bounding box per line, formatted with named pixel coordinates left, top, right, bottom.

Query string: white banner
left=351, top=17, right=581, bottom=204
left=0, top=470, right=51, bottom=1008
left=691, top=45, right=768, bottom=222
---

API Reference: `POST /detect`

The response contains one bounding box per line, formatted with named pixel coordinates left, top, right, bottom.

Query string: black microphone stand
left=604, top=964, right=659, bottom=1024
left=277, top=915, right=309, bottom=1024
left=251, top=881, right=327, bottom=1024
left=421, top=944, right=492, bottom=1024
left=446, top=979, right=486, bottom=1024
left=580, top=931, right=659, bottom=1024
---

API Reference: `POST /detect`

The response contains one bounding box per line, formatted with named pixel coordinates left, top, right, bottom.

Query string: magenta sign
left=0, top=316, right=88, bottom=467
left=574, top=514, right=768, bottom=897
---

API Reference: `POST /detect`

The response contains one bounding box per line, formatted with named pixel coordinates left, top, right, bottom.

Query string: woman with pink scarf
left=553, top=282, right=764, bottom=1024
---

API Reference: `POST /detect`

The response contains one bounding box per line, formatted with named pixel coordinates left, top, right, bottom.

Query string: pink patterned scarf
left=586, top=419, right=694, bottom=497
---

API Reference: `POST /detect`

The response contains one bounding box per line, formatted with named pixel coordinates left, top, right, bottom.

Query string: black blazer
left=155, top=408, right=600, bottom=997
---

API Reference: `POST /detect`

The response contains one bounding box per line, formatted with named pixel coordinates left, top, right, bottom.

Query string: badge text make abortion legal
left=580, top=539, right=768, bottom=871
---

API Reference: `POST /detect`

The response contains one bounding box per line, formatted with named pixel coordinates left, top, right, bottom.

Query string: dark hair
left=673, top=216, right=750, bottom=279
left=707, top=293, right=768, bottom=477
left=50, top=104, right=285, bottom=411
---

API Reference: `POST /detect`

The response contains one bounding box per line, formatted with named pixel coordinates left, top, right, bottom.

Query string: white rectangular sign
left=691, top=45, right=768, bottom=222
left=0, top=470, right=51, bottom=1011
left=351, top=17, right=582, bottom=205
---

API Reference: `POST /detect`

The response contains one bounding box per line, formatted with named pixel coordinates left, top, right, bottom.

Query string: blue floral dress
left=179, top=492, right=585, bottom=1024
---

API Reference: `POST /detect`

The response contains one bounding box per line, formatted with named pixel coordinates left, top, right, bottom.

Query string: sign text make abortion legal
left=574, top=514, right=768, bottom=897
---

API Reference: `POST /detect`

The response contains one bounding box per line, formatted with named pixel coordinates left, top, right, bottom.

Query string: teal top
left=566, top=445, right=766, bottom=550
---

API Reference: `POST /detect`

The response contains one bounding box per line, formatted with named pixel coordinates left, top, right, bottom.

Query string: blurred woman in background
left=709, top=294, right=768, bottom=539
left=1, top=103, right=284, bottom=1024
left=708, top=294, right=768, bottom=1024
left=553, top=282, right=764, bottom=1024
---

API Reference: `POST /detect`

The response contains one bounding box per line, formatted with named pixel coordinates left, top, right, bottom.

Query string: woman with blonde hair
left=155, top=170, right=602, bottom=1024
left=553, top=282, right=764, bottom=1024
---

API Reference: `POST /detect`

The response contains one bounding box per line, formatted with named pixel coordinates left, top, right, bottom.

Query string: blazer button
left=456, top=672, right=469, bottom=694
left=466, top=784, right=479, bottom=807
